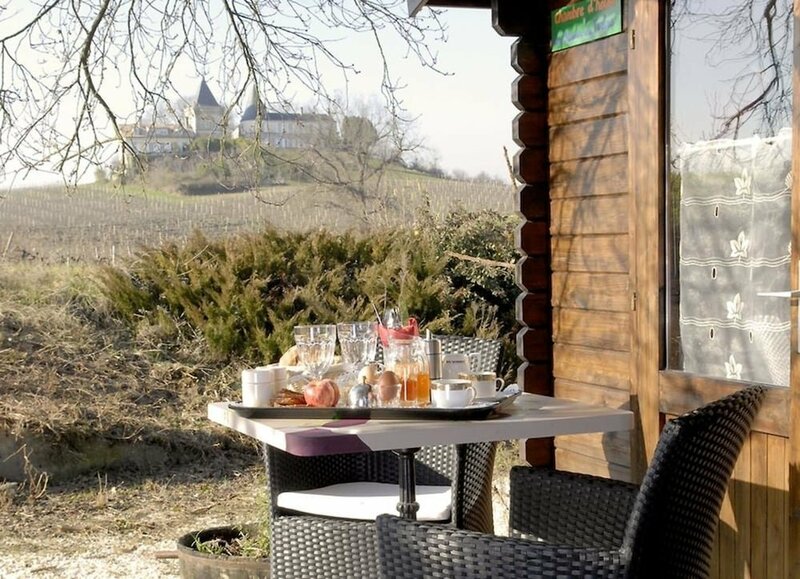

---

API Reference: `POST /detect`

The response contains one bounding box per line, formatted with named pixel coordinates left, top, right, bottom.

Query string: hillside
left=0, top=171, right=514, bottom=263
left=0, top=263, right=255, bottom=478
left=0, top=171, right=520, bottom=576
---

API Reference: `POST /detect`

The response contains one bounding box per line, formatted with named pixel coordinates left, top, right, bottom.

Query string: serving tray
left=228, top=391, right=520, bottom=421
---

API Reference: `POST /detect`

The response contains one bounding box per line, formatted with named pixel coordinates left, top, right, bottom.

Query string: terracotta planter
left=176, top=525, right=270, bottom=579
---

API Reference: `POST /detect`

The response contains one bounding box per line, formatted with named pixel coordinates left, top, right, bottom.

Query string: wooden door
left=630, top=0, right=798, bottom=576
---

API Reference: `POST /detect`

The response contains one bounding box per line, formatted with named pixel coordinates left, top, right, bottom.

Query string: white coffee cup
left=257, top=364, right=287, bottom=387
left=441, top=352, right=481, bottom=379
left=458, top=372, right=504, bottom=399
left=430, top=379, right=476, bottom=408
left=242, top=367, right=282, bottom=407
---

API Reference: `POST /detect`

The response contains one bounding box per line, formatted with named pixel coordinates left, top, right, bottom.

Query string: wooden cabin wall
left=503, top=0, right=633, bottom=476
left=547, top=33, right=633, bottom=483
left=719, top=431, right=789, bottom=578
left=502, top=0, right=792, bottom=572
left=545, top=22, right=793, bottom=568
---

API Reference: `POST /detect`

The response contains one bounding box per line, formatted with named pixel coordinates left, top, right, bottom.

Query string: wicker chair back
left=375, top=385, right=766, bottom=579
left=621, top=385, right=766, bottom=577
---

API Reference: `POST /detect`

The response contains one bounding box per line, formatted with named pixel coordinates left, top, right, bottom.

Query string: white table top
left=208, top=393, right=633, bottom=456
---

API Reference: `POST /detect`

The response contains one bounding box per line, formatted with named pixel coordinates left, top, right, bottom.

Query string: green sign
left=551, top=0, right=623, bottom=52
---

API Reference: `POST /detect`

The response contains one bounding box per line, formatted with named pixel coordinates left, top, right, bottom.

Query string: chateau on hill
left=120, top=80, right=335, bottom=156
left=233, top=87, right=336, bottom=148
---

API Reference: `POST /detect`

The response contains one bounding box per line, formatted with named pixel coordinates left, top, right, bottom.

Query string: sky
left=286, top=6, right=518, bottom=178
left=376, top=9, right=518, bottom=178
left=2, top=5, right=517, bottom=188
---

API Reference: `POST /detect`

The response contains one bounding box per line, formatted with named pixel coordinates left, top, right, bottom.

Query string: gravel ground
left=0, top=539, right=180, bottom=578
left=0, top=457, right=267, bottom=579
left=0, top=456, right=512, bottom=579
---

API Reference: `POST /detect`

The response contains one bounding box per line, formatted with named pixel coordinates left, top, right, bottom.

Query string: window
left=667, top=0, right=793, bottom=386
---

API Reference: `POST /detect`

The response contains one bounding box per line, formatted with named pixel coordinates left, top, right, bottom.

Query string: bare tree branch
left=0, top=0, right=446, bottom=187
left=672, top=0, right=792, bottom=140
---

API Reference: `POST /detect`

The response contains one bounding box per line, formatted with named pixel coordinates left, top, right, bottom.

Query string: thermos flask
left=423, top=330, right=442, bottom=381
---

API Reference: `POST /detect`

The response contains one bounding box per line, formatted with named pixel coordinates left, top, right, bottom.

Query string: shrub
left=422, top=210, right=519, bottom=375
left=100, top=212, right=519, bottom=374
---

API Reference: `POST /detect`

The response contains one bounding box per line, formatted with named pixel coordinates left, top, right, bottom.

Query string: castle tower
left=184, top=79, right=224, bottom=137
left=234, top=86, right=263, bottom=139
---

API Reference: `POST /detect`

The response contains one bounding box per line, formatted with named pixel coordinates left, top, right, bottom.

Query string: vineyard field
left=0, top=173, right=516, bottom=263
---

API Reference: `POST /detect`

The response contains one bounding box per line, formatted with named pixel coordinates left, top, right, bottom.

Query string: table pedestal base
left=393, top=447, right=420, bottom=519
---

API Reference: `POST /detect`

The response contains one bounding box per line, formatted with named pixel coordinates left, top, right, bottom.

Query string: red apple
left=304, top=379, right=339, bottom=407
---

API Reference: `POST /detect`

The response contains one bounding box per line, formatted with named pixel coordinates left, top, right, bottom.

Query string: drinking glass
left=293, top=324, right=336, bottom=380
left=337, top=321, right=378, bottom=371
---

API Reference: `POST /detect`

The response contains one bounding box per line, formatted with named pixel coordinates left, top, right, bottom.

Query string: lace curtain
left=678, top=129, right=791, bottom=386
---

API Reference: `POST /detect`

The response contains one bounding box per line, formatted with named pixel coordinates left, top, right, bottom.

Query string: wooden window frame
left=629, top=0, right=800, bottom=572
left=629, top=0, right=795, bottom=467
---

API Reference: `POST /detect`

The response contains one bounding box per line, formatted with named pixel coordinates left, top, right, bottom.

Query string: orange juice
left=386, top=338, right=430, bottom=406
left=415, top=372, right=431, bottom=405
left=402, top=372, right=431, bottom=405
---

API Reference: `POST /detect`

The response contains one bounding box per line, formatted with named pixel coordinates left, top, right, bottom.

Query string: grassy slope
left=0, top=262, right=249, bottom=456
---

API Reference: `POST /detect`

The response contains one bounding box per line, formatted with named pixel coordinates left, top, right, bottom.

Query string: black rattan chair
left=376, top=385, right=766, bottom=579
left=266, top=335, right=503, bottom=579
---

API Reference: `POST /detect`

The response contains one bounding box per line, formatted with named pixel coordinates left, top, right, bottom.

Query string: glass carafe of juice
left=384, top=336, right=430, bottom=406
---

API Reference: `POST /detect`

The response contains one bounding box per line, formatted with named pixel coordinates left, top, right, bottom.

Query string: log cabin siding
left=551, top=272, right=630, bottom=312
left=549, top=73, right=628, bottom=126
left=550, top=154, right=629, bottom=198
left=553, top=345, right=630, bottom=391
left=511, top=25, right=556, bottom=465
left=553, top=308, right=631, bottom=351
left=550, top=195, right=629, bottom=235
left=548, top=32, right=632, bottom=481
left=718, top=430, right=789, bottom=579
left=550, top=234, right=629, bottom=273
left=501, top=0, right=794, bottom=573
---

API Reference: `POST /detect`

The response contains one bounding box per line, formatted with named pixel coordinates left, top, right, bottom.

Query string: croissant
left=272, top=387, right=307, bottom=407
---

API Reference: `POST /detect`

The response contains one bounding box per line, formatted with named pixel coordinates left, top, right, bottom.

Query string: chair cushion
left=277, top=482, right=452, bottom=521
